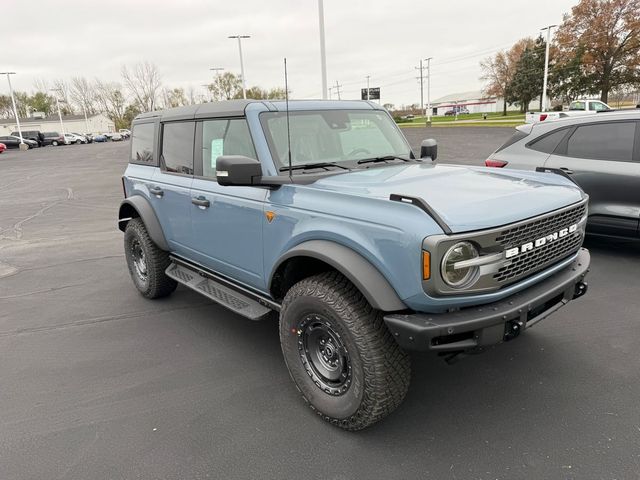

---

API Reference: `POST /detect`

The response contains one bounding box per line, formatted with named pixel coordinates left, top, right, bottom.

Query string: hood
left=307, top=163, right=585, bottom=233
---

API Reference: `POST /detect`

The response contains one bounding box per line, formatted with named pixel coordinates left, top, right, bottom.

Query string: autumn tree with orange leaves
left=553, top=0, right=640, bottom=103
left=480, top=38, right=534, bottom=115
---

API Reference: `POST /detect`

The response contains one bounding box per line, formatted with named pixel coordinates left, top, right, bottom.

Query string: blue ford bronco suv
left=118, top=100, right=590, bottom=430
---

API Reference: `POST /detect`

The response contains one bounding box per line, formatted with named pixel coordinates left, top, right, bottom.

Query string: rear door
left=544, top=120, right=640, bottom=237
left=149, top=121, right=195, bottom=254
left=188, top=118, right=267, bottom=290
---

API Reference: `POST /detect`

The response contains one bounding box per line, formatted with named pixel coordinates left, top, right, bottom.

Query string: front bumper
left=384, top=248, right=590, bottom=352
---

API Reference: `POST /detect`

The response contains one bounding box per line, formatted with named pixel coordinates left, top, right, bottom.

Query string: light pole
left=541, top=25, right=557, bottom=112
left=50, top=89, right=66, bottom=136
left=228, top=36, right=250, bottom=99
left=366, top=75, right=370, bottom=100
left=425, top=57, right=433, bottom=125
left=318, top=0, right=328, bottom=99
left=1, top=72, right=24, bottom=146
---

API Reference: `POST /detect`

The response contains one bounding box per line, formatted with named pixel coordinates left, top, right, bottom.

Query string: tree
left=51, top=79, right=74, bottom=115
left=95, top=80, right=127, bottom=127
left=0, top=95, right=14, bottom=118
left=480, top=38, right=533, bottom=115
left=121, top=61, right=162, bottom=111
left=162, top=87, right=188, bottom=108
left=507, top=37, right=546, bottom=112
left=548, top=45, right=592, bottom=104
left=554, top=0, right=640, bottom=103
left=28, top=92, right=55, bottom=116
left=207, top=72, right=242, bottom=100
left=13, top=92, right=30, bottom=118
left=70, top=77, right=97, bottom=115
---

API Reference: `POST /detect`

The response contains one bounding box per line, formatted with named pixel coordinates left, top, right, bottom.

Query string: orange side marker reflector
left=265, top=211, right=276, bottom=223
left=422, top=251, right=431, bottom=280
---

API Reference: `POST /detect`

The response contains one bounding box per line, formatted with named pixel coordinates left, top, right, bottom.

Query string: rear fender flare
left=118, top=196, right=169, bottom=251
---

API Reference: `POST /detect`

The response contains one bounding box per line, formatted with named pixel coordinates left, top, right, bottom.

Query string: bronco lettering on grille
left=505, top=224, right=578, bottom=259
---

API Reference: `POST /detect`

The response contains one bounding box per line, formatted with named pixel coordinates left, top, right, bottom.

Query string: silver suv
left=487, top=111, right=640, bottom=239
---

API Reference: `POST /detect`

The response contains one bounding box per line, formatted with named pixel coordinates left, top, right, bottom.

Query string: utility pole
left=425, top=57, right=433, bottom=125
left=318, top=0, right=328, bottom=99
left=540, top=25, right=556, bottom=112
left=228, top=35, right=250, bottom=99
left=1, top=72, right=24, bottom=146
left=334, top=81, right=342, bottom=100
left=366, top=75, right=370, bottom=100
left=415, top=60, right=426, bottom=122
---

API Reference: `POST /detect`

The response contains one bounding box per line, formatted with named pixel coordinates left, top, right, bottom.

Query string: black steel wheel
left=280, top=271, right=411, bottom=431
left=124, top=218, right=177, bottom=299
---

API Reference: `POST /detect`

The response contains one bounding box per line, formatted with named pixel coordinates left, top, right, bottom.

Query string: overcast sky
left=4, top=0, right=578, bottom=107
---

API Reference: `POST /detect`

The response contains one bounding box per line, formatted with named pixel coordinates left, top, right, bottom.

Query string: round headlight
left=441, top=241, right=479, bottom=288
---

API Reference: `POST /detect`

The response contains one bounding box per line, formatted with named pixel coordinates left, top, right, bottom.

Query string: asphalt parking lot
left=1, top=131, right=639, bottom=480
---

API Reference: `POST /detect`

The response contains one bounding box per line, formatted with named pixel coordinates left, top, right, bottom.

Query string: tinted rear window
left=527, top=128, right=569, bottom=154
left=161, top=122, right=195, bottom=175
left=494, top=131, right=528, bottom=153
left=566, top=122, right=636, bottom=162
left=130, top=123, right=155, bottom=165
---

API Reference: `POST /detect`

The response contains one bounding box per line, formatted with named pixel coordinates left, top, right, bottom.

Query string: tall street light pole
left=318, top=0, right=328, bottom=99
left=228, top=35, right=250, bottom=99
left=366, top=75, right=370, bottom=100
left=541, top=24, right=556, bottom=112
left=50, top=89, right=66, bottom=136
left=425, top=57, right=433, bottom=125
left=1, top=72, right=24, bottom=146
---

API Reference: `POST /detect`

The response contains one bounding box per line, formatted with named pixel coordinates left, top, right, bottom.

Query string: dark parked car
left=11, top=130, right=44, bottom=146
left=0, top=135, right=38, bottom=149
left=486, top=111, right=640, bottom=239
left=92, top=134, right=107, bottom=143
left=42, top=132, right=65, bottom=146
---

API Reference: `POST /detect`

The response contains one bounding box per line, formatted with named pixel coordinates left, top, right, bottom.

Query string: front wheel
left=52, top=140, right=58, bottom=146
left=279, top=271, right=411, bottom=430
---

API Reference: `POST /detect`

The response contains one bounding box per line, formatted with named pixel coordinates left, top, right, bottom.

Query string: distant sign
left=361, top=87, right=380, bottom=100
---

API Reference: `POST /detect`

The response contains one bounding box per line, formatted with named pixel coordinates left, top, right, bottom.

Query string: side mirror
left=420, top=138, right=437, bottom=161
left=216, top=155, right=262, bottom=186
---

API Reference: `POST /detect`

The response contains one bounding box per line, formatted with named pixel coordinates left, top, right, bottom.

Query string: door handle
left=149, top=186, right=164, bottom=197
left=191, top=196, right=210, bottom=208
left=560, top=167, right=574, bottom=175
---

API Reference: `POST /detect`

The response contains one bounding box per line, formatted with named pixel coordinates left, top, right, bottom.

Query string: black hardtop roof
left=133, top=99, right=383, bottom=123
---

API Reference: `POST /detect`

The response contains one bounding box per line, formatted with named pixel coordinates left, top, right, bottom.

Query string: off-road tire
left=124, top=218, right=177, bottom=299
left=279, top=271, right=411, bottom=430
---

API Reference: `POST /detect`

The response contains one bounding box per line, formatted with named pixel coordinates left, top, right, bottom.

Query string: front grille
left=495, top=203, right=586, bottom=248
left=493, top=203, right=586, bottom=284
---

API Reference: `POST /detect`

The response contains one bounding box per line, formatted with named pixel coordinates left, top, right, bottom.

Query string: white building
left=0, top=113, right=115, bottom=136
left=429, top=90, right=537, bottom=116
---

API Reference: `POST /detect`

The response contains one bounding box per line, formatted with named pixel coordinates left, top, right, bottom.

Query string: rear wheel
left=124, top=218, right=177, bottom=299
left=279, top=271, right=411, bottom=430
left=52, top=140, right=58, bottom=146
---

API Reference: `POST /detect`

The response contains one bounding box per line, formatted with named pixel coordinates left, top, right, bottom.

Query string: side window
left=566, top=122, right=636, bottom=162
left=589, top=101, right=607, bottom=111
left=527, top=128, right=569, bottom=154
left=201, top=119, right=257, bottom=178
left=130, top=123, right=155, bottom=164
left=569, top=101, right=585, bottom=111
left=161, top=121, right=195, bottom=174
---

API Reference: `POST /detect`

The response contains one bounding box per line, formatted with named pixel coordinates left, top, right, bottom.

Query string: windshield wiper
left=357, top=155, right=412, bottom=165
left=279, top=162, right=350, bottom=172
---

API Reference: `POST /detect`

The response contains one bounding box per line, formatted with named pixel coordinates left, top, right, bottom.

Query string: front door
left=188, top=118, right=267, bottom=291
left=545, top=120, right=640, bottom=237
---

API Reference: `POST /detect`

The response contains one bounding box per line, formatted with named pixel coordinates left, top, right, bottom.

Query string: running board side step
left=165, top=260, right=274, bottom=320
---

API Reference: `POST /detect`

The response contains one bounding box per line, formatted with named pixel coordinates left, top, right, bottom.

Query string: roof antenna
left=284, top=58, right=293, bottom=181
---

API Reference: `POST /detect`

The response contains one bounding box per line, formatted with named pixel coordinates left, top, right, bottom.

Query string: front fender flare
left=270, top=240, right=407, bottom=312
left=118, top=196, right=169, bottom=251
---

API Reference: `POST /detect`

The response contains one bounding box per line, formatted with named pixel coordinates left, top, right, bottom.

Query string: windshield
left=260, top=110, right=412, bottom=170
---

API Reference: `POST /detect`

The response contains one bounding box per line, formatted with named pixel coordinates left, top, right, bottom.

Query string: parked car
left=444, top=107, right=469, bottom=116
left=119, top=128, right=131, bottom=138
left=82, top=133, right=94, bottom=143
left=110, top=133, right=123, bottom=141
left=66, top=133, right=88, bottom=144
left=0, top=135, right=38, bottom=149
left=11, top=130, right=44, bottom=146
left=118, top=100, right=590, bottom=430
left=92, top=134, right=107, bottom=143
left=0, top=143, right=5, bottom=154
left=486, top=110, right=640, bottom=238
left=42, top=132, right=66, bottom=146
left=526, top=99, right=613, bottom=124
